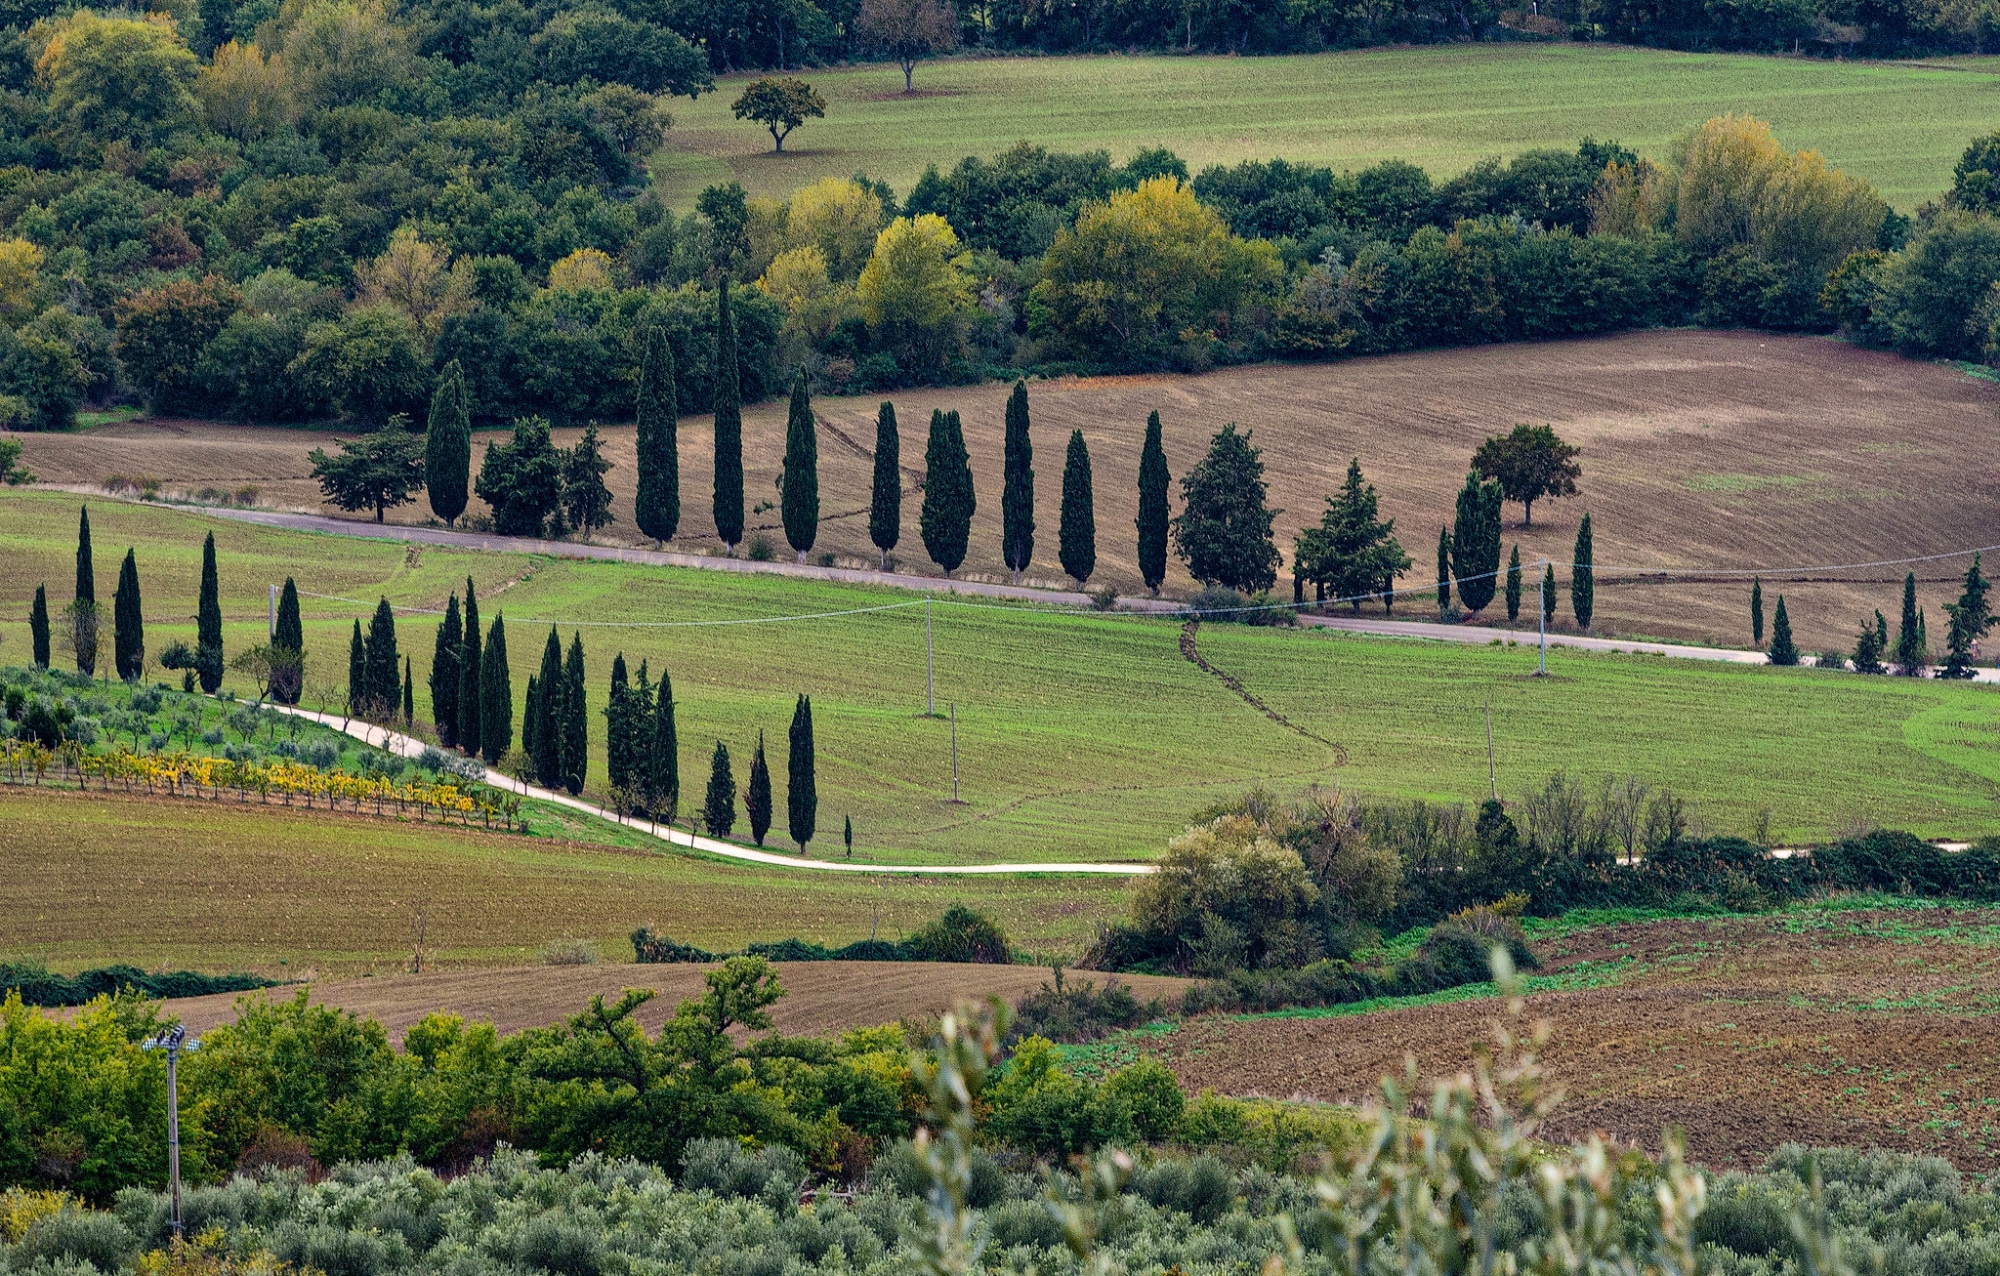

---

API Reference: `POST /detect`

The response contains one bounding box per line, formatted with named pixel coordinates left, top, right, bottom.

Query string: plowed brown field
left=22, top=331, right=2000, bottom=649
left=1148, top=907, right=2000, bottom=1171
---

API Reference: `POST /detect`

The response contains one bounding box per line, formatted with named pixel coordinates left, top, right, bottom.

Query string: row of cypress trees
left=428, top=580, right=512, bottom=761
left=525, top=628, right=588, bottom=794
left=696, top=695, right=817, bottom=851
left=605, top=653, right=679, bottom=820
left=1436, top=484, right=1597, bottom=630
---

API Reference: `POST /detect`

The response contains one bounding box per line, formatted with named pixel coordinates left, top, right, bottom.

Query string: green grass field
left=654, top=45, right=2000, bottom=210
left=5, top=491, right=2000, bottom=863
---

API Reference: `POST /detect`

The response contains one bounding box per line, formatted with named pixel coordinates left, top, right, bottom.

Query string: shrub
left=1011, top=970, right=1163, bottom=1043
left=16, top=1209, right=138, bottom=1271
left=903, top=903, right=1012, bottom=963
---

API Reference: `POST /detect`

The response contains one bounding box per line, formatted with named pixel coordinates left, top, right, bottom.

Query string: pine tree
left=273, top=577, right=303, bottom=704
left=1058, top=428, right=1096, bottom=586
left=73, top=506, right=95, bottom=677
left=712, top=282, right=744, bottom=552
left=561, top=424, right=615, bottom=542
left=780, top=372, right=820, bottom=561
left=920, top=408, right=974, bottom=574
left=606, top=652, right=633, bottom=791
left=1941, top=552, right=1992, bottom=679
left=1768, top=595, right=1798, bottom=665
left=746, top=731, right=773, bottom=846
left=1450, top=472, right=1502, bottom=614
left=1853, top=612, right=1886, bottom=674
left=457, top=580, right=481, bottom=752
left=1542, top=563, right=1557, bottom=626
left=869, top=401, right=900, bottom=571
left=364, top=597, right=399, bottom=716
left=1570, top=512, right=1594, bottom=630
left=29, top=584, right=49, bottom=668
left=787, top=694, right=816, bottom=851
left=1136, top=410, right=1170, bottom=596
left=425, top=359, right=471, bottom=526
left=1505, top=546, right=1522, bottom=622
left=347, top=620, right=366, bottom=715
left=702, top=742, right=735, bottom=837
left=633, top=325, right=680, bottom=545
left=649, top=668, right=679, bottom=824
left=479, top=614, right=510, bottom=763
left=562, top=632, right=587, bottom=795
left=1876, top=610, right=1889, bottom=663
left=532, top=626, right=563, bottom=785
left=429, top=594, right=461, bottom=747
left=1435, top=526, right=1451, bottom=614
left=403, top=656, right=414, bottom=725
left=1001, top=381, right=1034, bottom=584
left=1896, top=571, right=1924, bottom=675
left=196, top=531, right=223, bottom=692
left=1750, top=578, right=1764, bottom=646
left=1172, top=425, right=1279, bottom=592
left=112, top=548, right=143, bottom=681
left=1292, top=458, right=1408, bottom=612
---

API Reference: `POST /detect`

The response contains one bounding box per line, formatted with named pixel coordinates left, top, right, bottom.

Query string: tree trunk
left=376, top=497, right=385, bottom=522
left=903, top=60, right=915, bottom=91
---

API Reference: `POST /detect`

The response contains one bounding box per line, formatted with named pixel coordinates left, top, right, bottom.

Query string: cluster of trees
left=695, top=694, right=817, bottom=851
left=1758, top=555, right=1993, bottom=673
left=26, top=507, right=152, bottom=685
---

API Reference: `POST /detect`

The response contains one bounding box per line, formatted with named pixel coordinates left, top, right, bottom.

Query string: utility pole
left=925, top=596, right=934, bottom=717
left=1536, top=563, right=1548, bottom=677
left=269, top=583, right=277, bottom=641
left=1484, top=703, right=1496, bottom=799
left=142, top=1025, right=198, bottom=1237
left=950, top=702, right=960, bottom=803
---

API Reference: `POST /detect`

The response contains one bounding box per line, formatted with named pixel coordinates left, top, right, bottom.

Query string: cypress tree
left=532, top=626, right=563, bottom=785
left=787, top=694, right=815, bottom=851
left=844, top=815, right=852, bottom=858
left=457, top=580, right=481, bottom=752
left=649, top=668, right=679, bottom=824
left=1136, top=410, right=1170, bottom=596
left=29, top=584, right=49, bottom=668
left=425, top=359, right=471, bottom=526
left=364, top=598, right=399, bottom=716
left=1435, top=527, right=1451, bottom=613
left=869, top=401, right=900, bottom=571
left=1896, top=571, right=1924, bottom=675
left=73, top=506, right=95, bottom=677
left=274, top=577, right=303, bottom=704
left=561, top=632, right=587, bottom=795
left=112, top=548, right=143, bottom=681
left=634, top=325, right=680, bottom=545
left=1542, top=563, right=1557, bottom=626
left=712, top=282, right=744, bottom=552
left=403, top=656, right=414, bottom=724
left=1450, top=472, right=1501, bottom=614
left=781, top=372, right=819, bottom=561
left=1505, top=546, right=1522, bottom=621
left=746, top=731, right=772, bottom=846
left=480, top=614, right=510, bottom=763
left=429, top=594, right=461, bottom=747
left=347, top=620, right=365, bottom=715
left=702, top=742, right=735, bottom=837
left=1001, top=381, right=1034, bottom=584
left=1876, top=610, right=1889, bottom=661
left=1570, top=513, right=1594, bottom=629
left=920, top=409, right=974, bottom=574
left=606, top=652, right=633, bottom=791
left=1941, top=552, right=1992, bottom=679
left=1768, top=595, right=1798, bottom=665
left=1750, top=578, right=1764, bottom=646
left=1058, top=428, right=1096, bottom=586
left=196, top=531, right=223, bottom=692
left=522, top=674, right=540, bottom=770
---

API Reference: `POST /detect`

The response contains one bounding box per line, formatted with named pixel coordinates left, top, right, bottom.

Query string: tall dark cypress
left=29, top=584, right=49, bottom=668
left=1542, top=563, right=1557, bottom=626
left=1570, top=513, right=1594, bottom=630
left=561, top=632, right=587, bottom=795
left=403, top=656, right=414, bottom=724
left=702, top=742, right=735, bottom=837
left=532, top=626, right=563, bottom=785
left=712, top=282, right=744, bottom=552
left=480, top=614, right=511, bottom=763
left=634, top=324, right=680, bottom=545
left=1896, top=571, right=1924, bottom=675
left=745, top=731, right=772, bottom=846
left=1000, top=381, right=1034, bottom=584
left=73, top=506, right=95, bottom=677
left=1435, top=527, right=1451, bottom=613
left=273, top=577, right=303, bottom=704
left=650, top=668, right=679, bottom=824
left=869, top=401, right=900, bottom=571
left=196, top=531, right=223, bottom=692
left=430, top=594, right=461, bottom=747
left=457, top=580, right=481, bottom=753
left=112, top=548, right=143, bottom=681
left=606, top=652, right=633, bottom=792
left=1450, top=472, right=1501, bottom=614
left=347, top=619, right=366, bottom=715
left=364, top=598, right=399, bottom=716
left=426, top=359, right=471, bottom=526
left=781, top=372, right=819, bottom=562
left=522, top=675, right=540, bottom=770
left=919, top=408, right=974, bottom=574
left=1768, top=596, right=1799, bottom=666
left=1750, top=578, right=1764, bottom=646
left=1136, top=410, right=1170, bottom=596
left=1059, top=428, right=1095, bottom=586
left=1505, top=546, right=1522, bottom=622
left=787, top=694, right=815, bottom=851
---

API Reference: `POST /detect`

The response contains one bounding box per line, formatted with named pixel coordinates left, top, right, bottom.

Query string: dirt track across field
left=22, top=331, right=2000, bottom=650
left=1149, top=907, right=2000, bottom=1171
left=157, top=961, right=1191, bottom=1044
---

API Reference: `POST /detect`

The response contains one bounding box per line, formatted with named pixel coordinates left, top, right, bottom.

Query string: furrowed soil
left=22, top=331, right=1999, bottom=651
left=1140, top=905, right=2000, bottom=1171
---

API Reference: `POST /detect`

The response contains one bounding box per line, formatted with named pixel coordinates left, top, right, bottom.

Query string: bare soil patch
left=1153, top=908, right=2000, bottom=1171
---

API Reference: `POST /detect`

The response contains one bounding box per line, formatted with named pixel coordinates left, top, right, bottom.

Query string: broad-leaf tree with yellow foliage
left=354, top=226, right=473, bottom=341
left=195, top=40, right=297, bottom=141
left=856, top=213, right=971, bottom=373
left=30, top=12, right=199, bottom=149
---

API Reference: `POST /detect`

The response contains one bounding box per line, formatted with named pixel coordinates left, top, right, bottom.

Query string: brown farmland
left=1146, top=906, right=2000, bottom=1171
left=21, top=331, right=2000, bottom=650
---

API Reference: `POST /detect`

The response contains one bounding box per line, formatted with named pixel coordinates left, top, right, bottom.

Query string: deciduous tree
left=856, top=0, right=958, bottom=92
left=1471, top=423, right=1581, bottom=526
left=731, top=77, right=824, bottom=153
left=475, top=416, right=563, bottom=536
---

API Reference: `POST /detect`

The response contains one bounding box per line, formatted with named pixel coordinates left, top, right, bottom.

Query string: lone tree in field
left=562, top=424, right=615, bottom=542
left=703, top=742, right=735, bottom=837
left=1136, top=410, right=1170, bottom=595
left=1768, top=595, right=1798, bottom=666
left=1434, top=527, right=1451, bottom=614
left=1450, top=472, right=1502, bottom=615
left=430, top=593, right=462, bottom=747
left=648, top=668, right=679, bottom=823
left=634, top=325, right=680, bottom=546
left=273, top=577, right=304, bottom=704
left=1294, top=459, right=1409, bottom=612
left=920, top=408, right=974, bottom=574
left=857, top=0, right=958, bottom=92
left=1505, top=545, right=1522, bottom=621
left=712, top=283, right=744, bottom=553
left=869, top=401, right=900, bottom=570
left=1001, top=381, right=1034, bottom=585
left=112, top=548, right=144, bottom=681
left=196, top=531, right=224, bottom=692
left=1896, top=571, right=1926, bottom=675
left=1059, top=428, right=1096, bottom=587
left=788, top=694, right=816, bottom=852
left=1173, top=423, right=1280, bottom=593
left=782, top=372, right=819, bottom=562
left=1751, top=577, right=1764, bottom=646
left=1570, top=512, right=1594, bottom=629
left=746, top=731, right=773, bottom=846
left=425, top=360, right=471, bottom=527
left=480, top=614, right=510, bottom=763
left=29, top=584, right=48, bottom=668
left=72, top=506, right=96, bottom=677
left=310, top=418, right=427, bottom=522
left=1471, top=423, right=1581, bottom=526
left=732, top=77, right=825, bottom=153
left=458, top=581, right=482, bottom=753
left=1940, top=552, right=1992, bottom=678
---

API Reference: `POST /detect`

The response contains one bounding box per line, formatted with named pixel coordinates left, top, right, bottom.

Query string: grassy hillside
left=4, top=491, right=2000, bottom=862
left=655, top=46, right=2000, bottom=208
